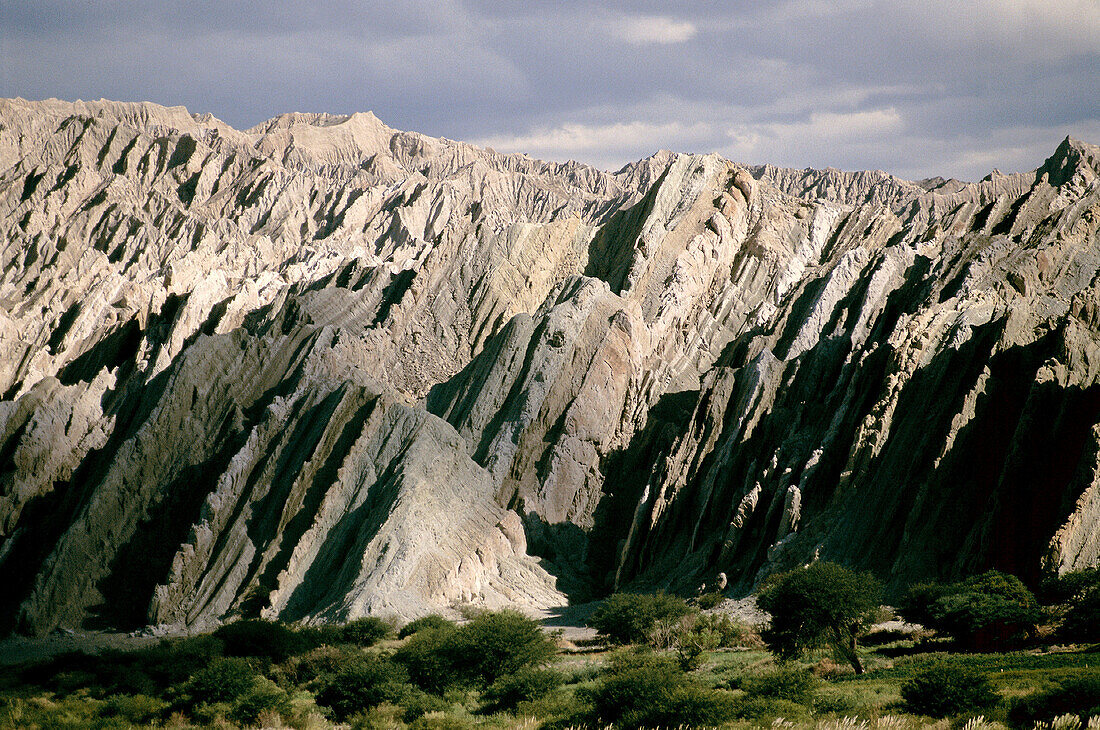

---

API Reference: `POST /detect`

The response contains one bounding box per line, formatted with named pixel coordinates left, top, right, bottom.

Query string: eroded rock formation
left=2, top=97, right=1099, bottom=635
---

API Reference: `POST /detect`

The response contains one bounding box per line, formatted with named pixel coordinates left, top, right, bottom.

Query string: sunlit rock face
left=2, top=97, right=1099, bottom=635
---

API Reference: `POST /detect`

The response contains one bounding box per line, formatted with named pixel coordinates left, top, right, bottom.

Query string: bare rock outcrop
left=2, top=97, right=1099, bottom=634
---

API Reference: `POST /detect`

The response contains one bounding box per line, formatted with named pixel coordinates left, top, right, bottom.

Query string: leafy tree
left=899, top=571, right=1040, bottom=648
left=444, top=609, right=556, bottom=685
left=1059, top=586, right=1100, bottom=643
left=756, top=561, right=881, bottom=674
left=315, top=658, right=413, bottom=721
left=1040, top=567, right=1100, bottom=604
left=395, top=609, right=555, bottom=691
left=901, top=662, right=998, bottom=718
left=341, top=616, right=393, bottom=646
left=587, top=592, right=694, bottom=645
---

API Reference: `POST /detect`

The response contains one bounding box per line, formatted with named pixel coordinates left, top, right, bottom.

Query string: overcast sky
left=2, top=1, right=1098, bottom=181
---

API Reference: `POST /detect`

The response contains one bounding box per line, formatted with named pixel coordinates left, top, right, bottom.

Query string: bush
left=693, top=612, right=759, bottom=648
left=395, top=610, right=554, bottom=691
left=230, top=676, right=292, bottom=726
left=287, top=644, right=364, bottom=686
left=214, top=619, right=304, bottom=662
left=480, top=667, right=564, bottom=713
left=341, top=616, right=393, bottom=646
left=400, top=615, right=453, bottom=639
left=757, top=562, right=882, bottom=673
left=97, top=694, right=168, bottom=724
left=394, top=626, right=461, bottom=693
left=696, top=592, right=725, bottom=610
left=733, top=696, right=811, bottom=722
left=184, top=657, right=257, bottom=705
left=900, top=571, right=1040, bottom=649
left=408, top=714, right=476, bottom=730
left=1059, top=586, right=1100, bottom=644
left=576, top=648, right=737, bottom=729
left=740, top=666, right=820, bottom=704
left=294, top=623, right=345, bottom=648
left=315, top=658, right=413, bottom=721
left=900, top=662, right=999, bottom=718
left=1040, top=568, right=1100, bottom=604
left=451, top=609, right=556, bottom=684
left=587, top=592, right=694, bottom=645
left=1010, top=673, right=1100, bottom=727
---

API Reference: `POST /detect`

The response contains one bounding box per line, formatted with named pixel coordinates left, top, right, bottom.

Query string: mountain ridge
left=2, top=98, right=1099, bottom=636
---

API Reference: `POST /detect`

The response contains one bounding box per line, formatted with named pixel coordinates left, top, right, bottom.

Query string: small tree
left=756, top=562, right=881, bottom=674
left=394, top=609, right=555, bottom=691
left=899, top=571, right=1040, bottom=649
left=587, top=592, right=694, bottom=645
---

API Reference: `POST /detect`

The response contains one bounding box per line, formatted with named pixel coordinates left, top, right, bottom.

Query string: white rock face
left=2, top=98, right=1100, bottom=634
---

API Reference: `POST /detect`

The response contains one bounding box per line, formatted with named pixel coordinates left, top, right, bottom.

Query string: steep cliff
left=2, top=98, right=1098, bottom=635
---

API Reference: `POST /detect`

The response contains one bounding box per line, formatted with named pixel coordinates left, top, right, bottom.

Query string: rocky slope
left=2, top=98, right=1099, bottom=635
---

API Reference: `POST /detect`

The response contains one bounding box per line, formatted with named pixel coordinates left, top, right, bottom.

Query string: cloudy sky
left=2, top=1, right=1098, bottom=180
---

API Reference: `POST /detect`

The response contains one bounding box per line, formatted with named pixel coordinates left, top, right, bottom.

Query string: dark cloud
left=1, top=1, right=1097, bottom=179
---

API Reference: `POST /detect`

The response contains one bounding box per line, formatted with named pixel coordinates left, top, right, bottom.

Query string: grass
left=1, top=618, right=1098, bottom=729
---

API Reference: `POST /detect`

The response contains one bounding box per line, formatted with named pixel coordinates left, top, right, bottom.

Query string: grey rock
left=2, top=98, right=1099, bottom=634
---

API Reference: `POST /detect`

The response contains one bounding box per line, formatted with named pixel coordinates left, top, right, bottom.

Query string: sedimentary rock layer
left=1, top=97, right=1098, bottom=635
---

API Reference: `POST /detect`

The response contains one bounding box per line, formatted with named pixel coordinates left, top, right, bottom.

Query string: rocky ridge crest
left=2, top=98, right=1099, bottom=635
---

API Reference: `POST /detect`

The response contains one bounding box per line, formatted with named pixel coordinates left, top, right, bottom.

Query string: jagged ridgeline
left=2, top=98, right=1099, bottom=636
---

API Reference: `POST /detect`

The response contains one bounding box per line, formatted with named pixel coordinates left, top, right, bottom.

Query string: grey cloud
left=1, top=0, right=1097, bottom=180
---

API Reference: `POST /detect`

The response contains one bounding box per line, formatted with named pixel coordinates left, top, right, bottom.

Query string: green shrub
left=696, top=592, right=725, bottom=610
left=676, top=625, right=720, bottom=671
left=399, top=615, right=453, bottom=639
left=97, top=694, right=168, bottom=724
left=480, top=667, right=564, bottom=713
left=450, top=609, right=556, bottom=684
left=294, top=623, right=345, bottom=648
left=587, top=592, right=694, bottom=644
left=394, top=610, right=554, bottom=691
left=400, top=689, right=449, bottom=722
left=577, top=649, right=686, bottom=725
left=740, top=666, right=820, bottom=704
left=288, top=644, right=363, bottom=686
left=900, top=661, right=999, bottom=718
left=757, top=561, right=882, bottom=673
left=1010, top=673, right=1100, bottom=727
left=574, top=648, right=737, bottom=729
left=214, top=619, right=304, bottom=662
left=341, top=616, right=394, bottom=646
left=190, top=700, right=234, bottom=725
left=1040, top=568, right=1100, bottom=604
left=692, top=612, right=759, bottom=648
left=315, top=658, right=413, bottom=721
left=394, top=626, right=460, bottom=693
left=1059, top=586, right=1100, bottom=644
left=185, top=656, right=257, bottom=705
left=899, top=571, right=1040, bottom=649
left=734, top=695, right=811, bottom=722
left=408, top=713, right=475, bottom=730
left=230, top=676, right=292, bottom=726
left=349, top=702, right=407, bottom=730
